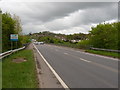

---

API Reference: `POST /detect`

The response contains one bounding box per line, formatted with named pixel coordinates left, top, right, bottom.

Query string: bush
left=77, top=40, right=90, bottom=49
left=89, top=22, right=119, bottom=50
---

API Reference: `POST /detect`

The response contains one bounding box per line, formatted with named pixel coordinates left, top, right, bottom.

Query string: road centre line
left=63, top=52, right=91, bottom=63
left=51, top=45, right=119, bottom=61
left=62, top=52, right=117, bottom=72
left=45, top=45, right=118, bottom=73
left=80, top=58, right=91, bottom=63
left=64, top=53, right=69, bottom=55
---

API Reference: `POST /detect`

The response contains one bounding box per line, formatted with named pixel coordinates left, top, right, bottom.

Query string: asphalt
left=36, top=44, right=118, bottom=88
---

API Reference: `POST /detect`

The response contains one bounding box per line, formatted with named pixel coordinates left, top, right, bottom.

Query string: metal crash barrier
left=0, top=46, right=25, bottom=59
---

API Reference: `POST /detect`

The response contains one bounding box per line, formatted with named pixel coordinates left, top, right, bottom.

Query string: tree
left=13, top=14, right=22, bottom=35
left=2, top=13, right=16, bottom=51
left=89, top=22, right=119, bottom=50
left=2, top=12, right=24, bottom=52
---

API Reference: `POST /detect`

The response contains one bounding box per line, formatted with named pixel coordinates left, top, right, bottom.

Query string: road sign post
left=11, top=41, right=13, bottom=50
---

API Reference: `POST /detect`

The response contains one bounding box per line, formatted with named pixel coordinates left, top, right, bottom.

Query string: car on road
left=34, top=42, right=44, bottom=45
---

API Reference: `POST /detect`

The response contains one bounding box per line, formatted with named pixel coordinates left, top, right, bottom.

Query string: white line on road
left=63, top=52, right=91, bottom=63
left=80, top=58, right=91, bottom=63
left=33, top=44, right=70, bottom=90
left=64, top=53, right=69, bottom=55
left=46, top=45, right=119, bottom=61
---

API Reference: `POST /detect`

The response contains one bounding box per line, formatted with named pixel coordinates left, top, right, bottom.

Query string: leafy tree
left=2, top=13, right=16, bottom=51
left=89, top=22, right=119, bottom=50
left=13, top=14, right=22, bottom=35
left=2, top=12, right=28, bottom=52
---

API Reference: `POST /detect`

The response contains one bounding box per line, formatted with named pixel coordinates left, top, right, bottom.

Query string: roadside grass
left=0, top=61, right=1, bottom=89
left=86, top=50, right=120, bottom=59
left=2, top=49, right=38, bottom=88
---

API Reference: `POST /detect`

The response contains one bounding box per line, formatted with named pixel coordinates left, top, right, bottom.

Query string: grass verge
left=2, top=49, right=38, bottom=88
left=86, top=50, right=120, bottom=59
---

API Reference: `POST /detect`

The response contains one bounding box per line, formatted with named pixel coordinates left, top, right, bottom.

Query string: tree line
left=31, top=22, right=119, bottom=50
left=2, top=12, right=30, bottom=52
left=89, top=22, right=119, bottom=50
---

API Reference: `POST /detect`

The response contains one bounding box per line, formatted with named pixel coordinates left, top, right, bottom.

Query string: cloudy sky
left=0, top=0, right=118, bottom=34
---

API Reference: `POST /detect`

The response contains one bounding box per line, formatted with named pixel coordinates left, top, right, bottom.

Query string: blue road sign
left=10, top=34, right=18, bottom=41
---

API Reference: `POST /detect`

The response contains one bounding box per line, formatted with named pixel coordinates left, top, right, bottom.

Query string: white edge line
left=33, top=44, right=70, bottom=89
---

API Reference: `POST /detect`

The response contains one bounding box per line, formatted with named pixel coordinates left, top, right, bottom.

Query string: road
left=35, top=44, right=118, bottom=88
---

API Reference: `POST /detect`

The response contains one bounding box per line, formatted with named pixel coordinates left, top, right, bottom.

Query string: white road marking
left=80, top=58, right=91, bottom=63
left=64, top=53, right=68, bottom=55
left=33, top=44, right=69, bottom=89
left=75, top=50, right=119, bottom=61
left=46, top=45, right=119, bottom=61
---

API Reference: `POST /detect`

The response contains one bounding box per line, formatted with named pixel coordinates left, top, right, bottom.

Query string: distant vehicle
left=33, top=42, right=37, bottom=45
left=34, top=42, right=44, bottom=45
left=39, top=42, right=44, bottom=44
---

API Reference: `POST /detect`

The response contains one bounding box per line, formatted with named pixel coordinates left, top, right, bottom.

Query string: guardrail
left=90, top=47, right=120, bottom=53
left=0, top=46, right=25, bottom=59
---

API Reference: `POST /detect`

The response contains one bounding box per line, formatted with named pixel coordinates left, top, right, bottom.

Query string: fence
left=90, top=47, right=120, bottom=53
left=0, top=46, right=25, bottom=59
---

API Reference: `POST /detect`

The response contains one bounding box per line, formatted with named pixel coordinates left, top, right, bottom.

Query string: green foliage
left=2, top=50, right=38, bottom=88
left=20, top=35, right=30, bottom=44
left=13, top=14, right=22, bottom=34
left=66, top=33, right=87, bottom=41
left=38, top=36, right=63, bottom=44
left=2, top=13, right=16, bottom=51
left=30, top=22, right=119, bottom=51
left=89, top=22, right=119, bottom=50
left=77, top=40, right=90, bottom=49
left=2, top=12, right=30, bottom=52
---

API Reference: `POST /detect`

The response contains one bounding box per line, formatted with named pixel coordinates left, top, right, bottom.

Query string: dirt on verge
left=12, top=58, right=27, bottom=63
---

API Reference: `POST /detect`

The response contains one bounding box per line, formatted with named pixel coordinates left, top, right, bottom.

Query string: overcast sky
left=0, top=0, right=118, bottom=34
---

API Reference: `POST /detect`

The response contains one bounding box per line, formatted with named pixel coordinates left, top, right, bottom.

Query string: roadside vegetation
left=89, top=22, right=119, bottom=50
left=86, top=50, right=120, bottom=58
left=32, top=22, right=119, bottom=50
left=2, top=12, right=37, bottom=88
left=31, top=22, right=119, bottom=58
left=2, top=49, right=38, bottom=88
left=2, top=12, right=30, bottom=52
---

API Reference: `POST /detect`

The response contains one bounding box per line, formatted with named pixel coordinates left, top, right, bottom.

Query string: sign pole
left=16, top=41, right=17, bottom=49
left=11, top=41, right=12, bottom=50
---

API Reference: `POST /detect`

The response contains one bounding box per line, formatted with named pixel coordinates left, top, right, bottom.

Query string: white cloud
left=52, top=25, right=90, bottom=34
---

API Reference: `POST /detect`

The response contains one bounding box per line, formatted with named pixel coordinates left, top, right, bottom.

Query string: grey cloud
left=21, top=2, right=116, bottom=22
left=0, top=2, right=118, bottom=34
left=43, top=2, right=117, bottom=31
